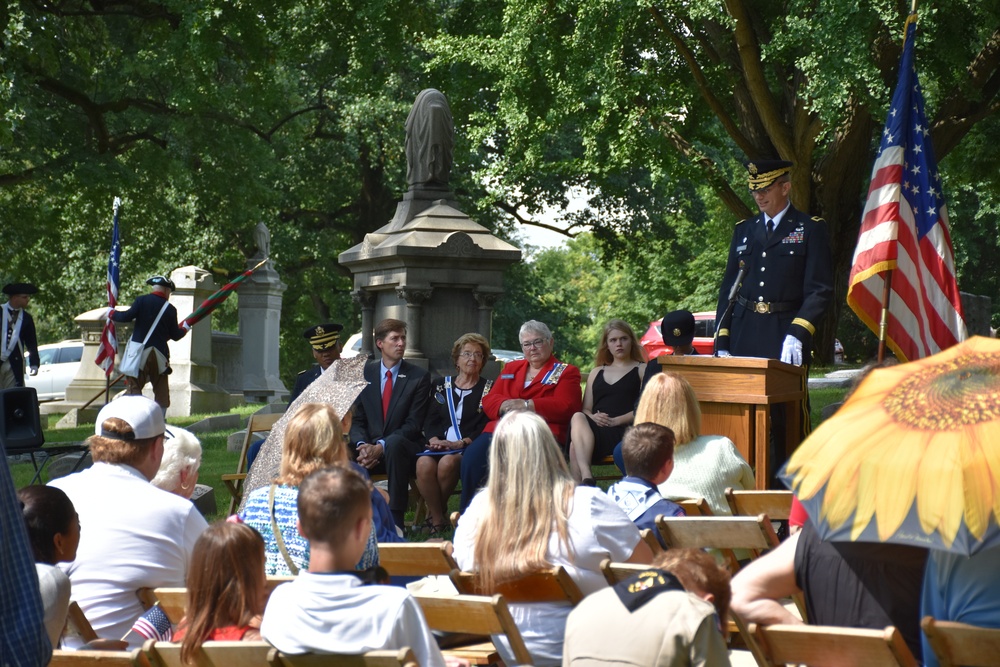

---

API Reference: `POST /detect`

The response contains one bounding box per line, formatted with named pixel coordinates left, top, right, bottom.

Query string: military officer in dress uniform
left=714, top=159, right=833, bottom=485
left=1, top=282, right=40, bottom=389
left=289, top=323, right=343, bottom=404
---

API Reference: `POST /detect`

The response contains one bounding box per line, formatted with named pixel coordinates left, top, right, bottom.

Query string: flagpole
left=877, top=272, right=892, bottom=363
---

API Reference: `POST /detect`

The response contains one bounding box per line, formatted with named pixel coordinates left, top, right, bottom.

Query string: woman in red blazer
left=459, top=320, right=581, bottom=511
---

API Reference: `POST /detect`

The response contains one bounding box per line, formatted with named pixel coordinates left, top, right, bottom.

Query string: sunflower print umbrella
left=781, top=336, right=1000, bottom=555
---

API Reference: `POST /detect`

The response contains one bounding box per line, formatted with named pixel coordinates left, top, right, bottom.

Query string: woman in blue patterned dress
left=238, top=403, right=379, bottom=574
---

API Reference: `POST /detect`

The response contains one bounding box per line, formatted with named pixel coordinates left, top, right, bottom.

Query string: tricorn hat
left=304, top=323, right=344, bottom=351
left=745, top=159, right=793, bottom=191
left=660, top=310, right=695, bottom=348
left=146, top=276, right=176, bottom=291
left=2, top=282, right=38, bottom=296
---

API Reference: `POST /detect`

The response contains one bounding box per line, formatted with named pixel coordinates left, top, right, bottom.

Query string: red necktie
left=382, top=369, right=393, bottom=419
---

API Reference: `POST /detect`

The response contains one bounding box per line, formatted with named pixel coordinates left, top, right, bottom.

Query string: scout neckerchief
left=612, top=568, right=686, bottom=611
left=1, top=305, right=23, bottom=363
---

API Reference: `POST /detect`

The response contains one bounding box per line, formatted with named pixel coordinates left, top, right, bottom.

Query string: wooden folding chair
left=921, top=616, right=1000, bottom=667
left=267, top=647, right=420, bottom=667
left=49, top=649, right=147, bottom=667
left=376, top=542, right=459, bottom=577
left=415, top=593, right=531, bottom=666
left=66, top=600, right=99, bottom=643
left=655, top=514, right=780, bottom=573
left=222, top=411, right=283, bottom=515
left=753, top=623, right=918, bottom=667
left=145, top=578, right=293, bottom=626
left=143, top=639, right=273, bottom=667
left=725, top=488, right=793, bottom=521
left=638, top=528, right=663, bottom=555
left=675, top=497, right=714, bottom=516
left=450, top=566, right=585, bottom=605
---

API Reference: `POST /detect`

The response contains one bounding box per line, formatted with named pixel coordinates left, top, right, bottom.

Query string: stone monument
left=339, top=89, right=521, bottom=374
left=164, top=265, right=236, bottom=417
left=238, top=223, right=288, bottom=402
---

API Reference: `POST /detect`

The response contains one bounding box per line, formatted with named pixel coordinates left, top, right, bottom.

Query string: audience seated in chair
left=151, top=426, right=202, bottom=499
left=173, top=522, right=267, bottom=662
left=730, top=519, right=928, bottom=661
left=18, top=485, right=80, bottom=649
left=238, top=403, right=380, bottom=575
left=921, top=543, right=1000, bottom=667
left=452, top=411, right=652, bottom=666
left=260, top=466, right=461, bottom=667
left=563, top=548, right=731, bottom=666
left=49, top=396, right=208, bottom=649
left=606, top=423, right=685, bottom=549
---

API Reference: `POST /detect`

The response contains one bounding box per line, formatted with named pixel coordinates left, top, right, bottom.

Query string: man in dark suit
left=714, top=159, right=833, bottom=485
left=1, top=283, right=39, bottom=389
left=108, top=275, right=189, bottom=412
left=289, top=322, right=343, bottom=404
left=349, top=318, right=430, bottom=529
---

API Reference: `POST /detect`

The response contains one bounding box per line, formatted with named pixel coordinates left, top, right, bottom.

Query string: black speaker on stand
left=0, top=386, right=44, bottom=452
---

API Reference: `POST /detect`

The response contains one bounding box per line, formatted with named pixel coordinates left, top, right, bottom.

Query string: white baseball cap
left=94, top=396, right=165, bottom=441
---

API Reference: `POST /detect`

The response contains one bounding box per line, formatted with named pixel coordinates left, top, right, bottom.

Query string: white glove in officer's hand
left=28, top=367, right=38, bottom=376
left=780, top=335, right=803, bottom=366
left=716, top=350, right=733, bottom=358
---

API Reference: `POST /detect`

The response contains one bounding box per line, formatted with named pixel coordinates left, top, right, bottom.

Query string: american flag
left=94, top=197, right=121, bottom=376
left=130, top=604, right=173, bottom=642
left=846, top=16, right=966, bottom=361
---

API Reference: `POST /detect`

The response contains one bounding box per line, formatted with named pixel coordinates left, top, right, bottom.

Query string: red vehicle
left=639, top=311, right=717, bottom=358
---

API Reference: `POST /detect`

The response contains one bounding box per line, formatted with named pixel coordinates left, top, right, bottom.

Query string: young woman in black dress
left=568, top=319, right=646, bottom=484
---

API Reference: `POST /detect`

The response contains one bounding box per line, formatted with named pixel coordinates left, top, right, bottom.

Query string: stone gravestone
left=338, top=89, right=521, bottom=375
left=239, top=223, right=288, bottom=402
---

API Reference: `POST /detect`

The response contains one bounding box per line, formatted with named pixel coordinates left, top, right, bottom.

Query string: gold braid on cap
left=310, top=330, right=341, bottom=350
left=747, top=165, right=792, bottom=191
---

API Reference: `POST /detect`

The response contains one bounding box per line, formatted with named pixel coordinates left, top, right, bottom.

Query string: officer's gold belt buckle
left=754, top=302, right=772, bottom=314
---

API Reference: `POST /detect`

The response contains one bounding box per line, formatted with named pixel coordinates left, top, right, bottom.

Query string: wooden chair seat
left=753, top=623, right=918, bottom=667
left=675, top=497, right=713, bottom=516
left=921, top=616, right=1000, bottom=667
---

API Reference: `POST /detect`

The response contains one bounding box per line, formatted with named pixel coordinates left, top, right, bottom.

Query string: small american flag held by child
left=131, top=604, right=174, bottom=642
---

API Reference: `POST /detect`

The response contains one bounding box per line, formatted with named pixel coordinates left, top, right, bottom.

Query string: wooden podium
left=656, top=355, right=807, bottom=490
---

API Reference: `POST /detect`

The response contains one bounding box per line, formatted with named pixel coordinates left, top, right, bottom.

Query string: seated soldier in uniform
left=607, top=423, right=685, bottom=548
left=289, top=323, right=343, bottom=404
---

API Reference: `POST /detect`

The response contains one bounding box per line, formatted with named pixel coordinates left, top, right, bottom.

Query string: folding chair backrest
left=144, top=640, right=273, bottom=667
left=224, top=411, right=283, bottom=515
left=48, top=649, right=143, bottom=667
left=754, top=623, right=918, bottom=667
left=725, top=488, right=793, bottom=521
left=598, top=559, right=649, bottom=586
left=414, top=593, right=532, bottom=666
left=450, top=567, right=584, bottom=605
left=638, top=528, right=663, bottom=555
left=66, top=601, right=99, bottom=642
left=267, top=648, right=420, bottom=667
left=655, top=515, right=779, bottom=555
left=921, top=616, right=1000, bottom=667
left=377, top=542, right=459, bottom=577
left=675, top=497, right=713, bottom=516
left=149, top=588, right=187, bottom=625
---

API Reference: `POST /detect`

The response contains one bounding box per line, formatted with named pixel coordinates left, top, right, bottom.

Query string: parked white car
left=340, top=332, right=363, bottom=358
left=25, top=340, right=84, bottom=401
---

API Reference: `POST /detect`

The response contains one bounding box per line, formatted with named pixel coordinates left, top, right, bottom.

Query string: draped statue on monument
left=405, top=89, right=454, bottom=191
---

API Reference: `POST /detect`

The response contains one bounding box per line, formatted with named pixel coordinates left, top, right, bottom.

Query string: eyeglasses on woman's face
left=459, top=351, right=484, bottom=359
left=520, top=338, right=548, bottom=349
